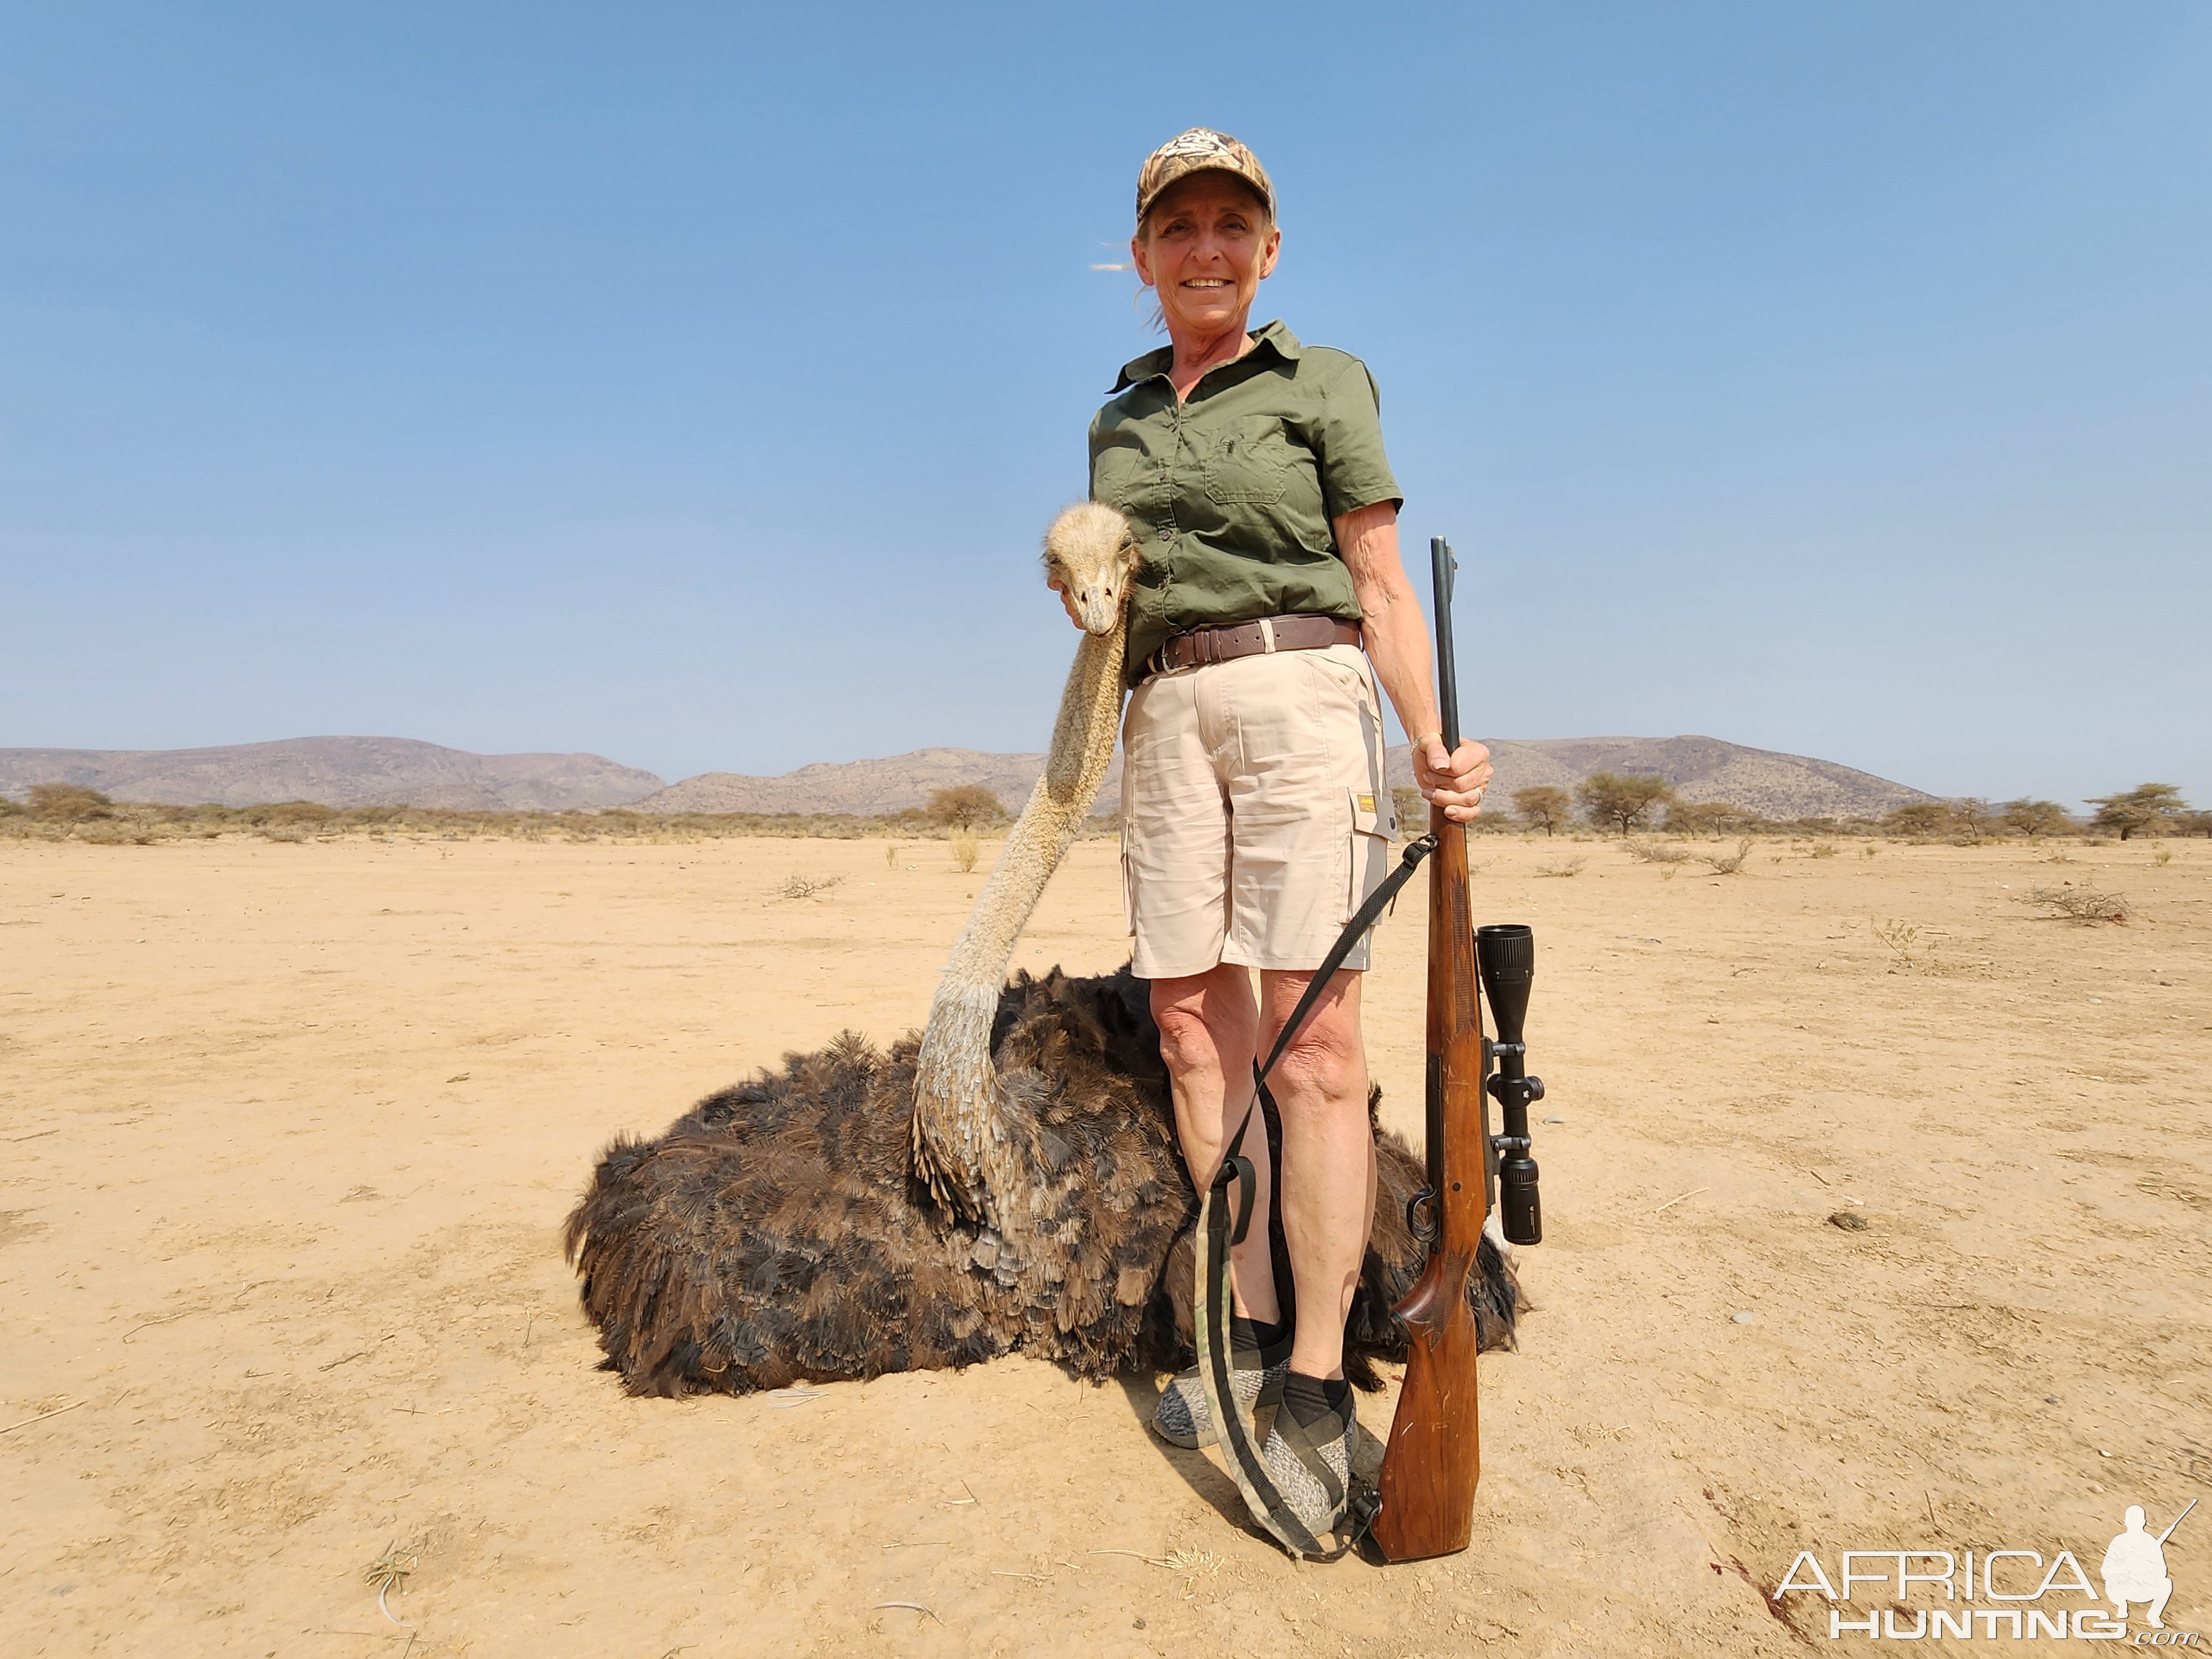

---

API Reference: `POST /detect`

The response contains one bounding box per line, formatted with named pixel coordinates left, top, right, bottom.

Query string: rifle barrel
left=2159, top=1498, right=2197, bottom=1545
left=1430, top=536, right=1459, bottom=751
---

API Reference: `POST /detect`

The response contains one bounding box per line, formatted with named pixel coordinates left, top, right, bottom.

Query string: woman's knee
left=1267, top=1017, right=1366, bottom=1104
left=1152, top=1001, right=1218, bottom=1077
left=1257, top=968, right=1365, bottom=1102
left=1149, top=968, right=1255, bottom=1076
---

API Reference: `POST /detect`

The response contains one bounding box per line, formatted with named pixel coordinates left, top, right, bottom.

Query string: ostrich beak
left=1071, top=582, right=1121, bottom=635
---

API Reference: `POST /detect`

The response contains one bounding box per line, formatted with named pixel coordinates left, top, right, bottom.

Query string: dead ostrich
left=566, top=504, right=1520, bottom=1399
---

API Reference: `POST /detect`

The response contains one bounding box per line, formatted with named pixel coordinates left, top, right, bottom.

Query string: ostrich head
left=1042, top=503, right=1142, bottom=636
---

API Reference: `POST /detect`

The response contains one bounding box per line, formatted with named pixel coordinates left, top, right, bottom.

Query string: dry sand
left=3, top=830, right=2206, bottom=1655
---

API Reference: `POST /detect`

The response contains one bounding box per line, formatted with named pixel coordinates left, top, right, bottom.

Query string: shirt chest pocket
left=1203, top=416, right=1296, bottom=506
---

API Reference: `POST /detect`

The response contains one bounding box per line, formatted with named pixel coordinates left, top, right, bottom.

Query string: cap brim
left=1138, top=161, right=1274, bottom=223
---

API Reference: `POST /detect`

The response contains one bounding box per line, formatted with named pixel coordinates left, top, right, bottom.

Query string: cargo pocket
left=1119, top=818, right=1139, bottom=942
left=1348, top=787, right=1394, bottom=920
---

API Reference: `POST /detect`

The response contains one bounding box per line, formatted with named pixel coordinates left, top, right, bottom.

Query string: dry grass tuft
left=774, top=874, right=845, bottom=900
left=1625, top=840, right=1692, bottom=865
left=948, top=829, right=980, bottom=873
left=1535, top=857, right=1587, bottom=879
left=2022, top=885, right=2128, bottom=924
left=1874, top=919, right=1921, bottom=965
left=1700, top=838, right=1754, bottom=875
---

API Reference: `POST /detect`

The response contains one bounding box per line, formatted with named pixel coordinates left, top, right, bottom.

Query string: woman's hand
left=1412, top=735, right=1493, bottom=823
left=1044, top=573, right=1086, bottom=630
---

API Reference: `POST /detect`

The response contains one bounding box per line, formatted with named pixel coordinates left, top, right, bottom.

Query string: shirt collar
left=1110, top=319, right=1303, bottom=392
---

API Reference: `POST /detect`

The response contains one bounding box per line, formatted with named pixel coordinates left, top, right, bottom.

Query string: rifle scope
left=1478, top=923, right=1544, bottom=1246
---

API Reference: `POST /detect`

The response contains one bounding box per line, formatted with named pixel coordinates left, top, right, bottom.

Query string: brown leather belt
left=1147, top=614, right=1363, bottom=677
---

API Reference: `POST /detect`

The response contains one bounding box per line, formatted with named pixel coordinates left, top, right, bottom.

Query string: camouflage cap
left=1135, top=128, right=1275, bottom=226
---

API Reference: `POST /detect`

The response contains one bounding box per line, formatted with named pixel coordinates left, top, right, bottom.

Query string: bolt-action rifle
left=1371, top=536, right=1545, bottom=1563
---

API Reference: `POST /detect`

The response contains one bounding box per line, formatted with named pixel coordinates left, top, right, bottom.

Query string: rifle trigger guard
left=1406, top=1188, right=1438, bottom=1244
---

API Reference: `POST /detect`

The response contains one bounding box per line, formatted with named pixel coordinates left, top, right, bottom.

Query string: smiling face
left=1131, top=173, right=1280, bottom=341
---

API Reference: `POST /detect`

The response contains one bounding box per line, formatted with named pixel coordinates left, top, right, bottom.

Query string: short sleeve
left=1313, top=358, right=1402, bottom=522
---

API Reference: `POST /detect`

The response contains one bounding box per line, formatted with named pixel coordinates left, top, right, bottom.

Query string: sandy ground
left=3, top=829, right=2207, bottom=1656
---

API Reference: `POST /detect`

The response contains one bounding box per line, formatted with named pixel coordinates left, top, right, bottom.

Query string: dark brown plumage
left=565, top=964, right=1519, bottom=1398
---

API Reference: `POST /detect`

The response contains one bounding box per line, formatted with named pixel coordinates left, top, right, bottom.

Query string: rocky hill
left=632, top=748, right=1071, bottom=818
left=637, top=735, right=1932, bottom=821
left=1385, top=735, right=1935, bottom=822
left=3, top=732, right=1933, bottom=821
left=0, top=738, right=665, bottom=812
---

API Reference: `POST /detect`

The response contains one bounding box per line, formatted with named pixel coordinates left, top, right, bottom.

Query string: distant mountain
left=638, top=735, right=1933, bottom=821
left=1387, top=735, right=1937, bottom=822
left=633, top=748, right=1095, bottom=817
left=0, top=738, right=665, bottom=812
left=2, top=731, right=1932, bottom=820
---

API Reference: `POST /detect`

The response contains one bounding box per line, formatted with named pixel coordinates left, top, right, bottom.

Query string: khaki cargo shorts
left=1120, top=642, right=1399, bottom=979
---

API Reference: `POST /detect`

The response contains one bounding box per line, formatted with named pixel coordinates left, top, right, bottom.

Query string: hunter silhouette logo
left=1772, top=1498, right=2198, bottom=1641
left=2105, top=1501, right=2192, bottom=1631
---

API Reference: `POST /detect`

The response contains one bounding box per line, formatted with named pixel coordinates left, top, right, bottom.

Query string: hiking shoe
left=1151, top=1335, right=1290, bottom=1450
left=1258, top=1394, right=1356, bottom=1538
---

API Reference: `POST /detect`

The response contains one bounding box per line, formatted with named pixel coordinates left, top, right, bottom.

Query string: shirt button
left=1158, top=528, right=1171, bottom=541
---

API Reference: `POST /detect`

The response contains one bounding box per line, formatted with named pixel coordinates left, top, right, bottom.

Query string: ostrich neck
left=912, top=609, right=1129, bottom=1222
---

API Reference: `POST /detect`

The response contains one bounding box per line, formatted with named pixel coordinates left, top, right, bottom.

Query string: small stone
left=2046, top=1395, right=2060, bottom=1404
left=1544, top=1116, right=1566, bottom=1125
left=1133, top=1618, right=1146, bottom=1630
left=1730, top=1312, right=1754, bottom=1324
left=1828, top=1211, right=1870, bottom=1232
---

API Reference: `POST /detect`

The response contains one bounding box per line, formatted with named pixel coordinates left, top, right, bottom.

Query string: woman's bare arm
left=1337, top=500, right=1493, bottom=821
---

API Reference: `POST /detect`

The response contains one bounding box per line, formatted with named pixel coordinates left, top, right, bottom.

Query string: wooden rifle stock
left=1371, top=538, right=1488, bottom=1563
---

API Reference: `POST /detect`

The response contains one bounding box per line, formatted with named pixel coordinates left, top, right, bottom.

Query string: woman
left=1054, top=129, right=1491, bottom=1536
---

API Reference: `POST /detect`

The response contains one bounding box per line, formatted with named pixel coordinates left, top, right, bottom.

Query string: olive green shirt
left=1088, top=320, right=1402, bottom=686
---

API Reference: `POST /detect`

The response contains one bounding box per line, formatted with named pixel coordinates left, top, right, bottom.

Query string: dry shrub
left=2002, top=797, right=2073, bottom=839
left=29, top=782, right=112, bottom=822
left=948, top=829, right=980, bottom=873
left=1511, top=785, right=1572, bottom=837
left=1874, top=919, right=1921, bottom=965
left=2153, top=846, right=2173, bottom=866
left=1700, top=838, right=1753, bottom=875
left=1625, top=841, right=1691, bottom=865
left=1664, top=800, right=1764, bottom=837
left=1575, top=771, right=1674, bottom=836
left=1809, top=841, right=1838, bottom=859
left=884, top=843, right=901, bottom=868
left=2023, top=885, right=2128, bottom=924
left=774, top=873, right=844, bottom=900
left=925, top=785, right=1005, bottom=829
left=1535, top=856, right=1585, bottom=878
left=1883, top=803, right=1950, bottom=839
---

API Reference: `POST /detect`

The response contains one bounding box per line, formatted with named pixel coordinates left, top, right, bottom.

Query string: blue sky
left=4, top=2, right=2206, bottom=807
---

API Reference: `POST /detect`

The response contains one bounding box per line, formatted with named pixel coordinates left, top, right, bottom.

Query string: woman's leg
left=1150, top=964, right=1279, bottom=1324
left=1256, top=966, right=1374, bottom=1381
